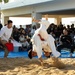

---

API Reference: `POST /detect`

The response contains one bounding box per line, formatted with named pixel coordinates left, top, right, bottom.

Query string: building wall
left=1, top=0, right=75, bottom=17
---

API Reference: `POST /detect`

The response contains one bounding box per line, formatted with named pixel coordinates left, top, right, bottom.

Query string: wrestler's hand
left=32, top=17, right=36, bottom=22
left=45, top=14, right=48, bottom=20
left=39, top=57, right=44, bottom=66
left=41, top=61, right=44, bottom=66
left=32, top=17, right=40, bottom=23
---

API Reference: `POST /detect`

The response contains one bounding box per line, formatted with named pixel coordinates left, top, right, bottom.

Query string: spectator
left=21, top=30, right=26, bottom=36
left=12, top=28, right=20, bottom=42
left=18, top=25, right=24, bottom=34
left=19, top=34, right=29, bottom=51
left=30, top=25, right=36, bottom=36
left=67, top=25, right=71, bottom=35
left=57, top=28, right=74, bottom=57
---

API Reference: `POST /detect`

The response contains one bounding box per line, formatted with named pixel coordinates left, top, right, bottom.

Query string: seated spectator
left=12, top=28, right=20, bottom=42
left=26, top=36, right=31, bottom=45
left=50, top=32, right=56, bottom=38
left=30, top=25, right=36, bottom=36
left=19, top=25, right=24, bottom=30
left=67, top=25, right=71, bottom=35
left=25, top=25, right=31, bottom=37
left=70, top=24, right=75, bottom=33
left=57, top=25, right=64, bottom=38
left=57, top=28, right=74, bottom=57
left=19, top=34, right=29, bottom=51
left=21, top=30, right=26, bottom=36
left=18, top=25, right=24, bottom=34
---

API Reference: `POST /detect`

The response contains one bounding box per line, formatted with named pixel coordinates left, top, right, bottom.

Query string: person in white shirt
left=28, top=16, right=61, bottom=65
left=0, top=20, right=13, bottom=58
left=19, top=34, right=29, bottom=50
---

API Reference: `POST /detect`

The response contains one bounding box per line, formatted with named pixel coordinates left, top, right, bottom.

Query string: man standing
left=0, top=20, right=13, bottom=58
left=29, top=16, right=60, bottom=65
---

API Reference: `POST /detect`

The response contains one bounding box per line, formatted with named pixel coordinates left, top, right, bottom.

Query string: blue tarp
left=0, top=49, right=75, bottom=58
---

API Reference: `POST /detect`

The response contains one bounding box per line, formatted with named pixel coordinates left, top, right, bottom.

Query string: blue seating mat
left=0, top=49, right=75, bottom=58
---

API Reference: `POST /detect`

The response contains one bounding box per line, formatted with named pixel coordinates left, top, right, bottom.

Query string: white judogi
left=31, top=20, right=61, bottom=58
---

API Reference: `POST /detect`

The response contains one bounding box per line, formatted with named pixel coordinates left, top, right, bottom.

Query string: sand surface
left=0, top=58, right=75, bottom=75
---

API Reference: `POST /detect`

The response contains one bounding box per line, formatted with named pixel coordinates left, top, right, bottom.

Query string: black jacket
left=60, top=35, right=72, bottom=44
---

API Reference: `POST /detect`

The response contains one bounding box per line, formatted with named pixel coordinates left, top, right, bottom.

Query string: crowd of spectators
left=12, top=25, right=36, bottom=51
left=47, top=23, right=75, bottom=56
left=0, top=22, right=75, bottom=55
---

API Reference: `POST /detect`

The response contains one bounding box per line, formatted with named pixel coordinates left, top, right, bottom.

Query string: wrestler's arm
left=32, top=18, right=40, bottom=23
left=39, top=57, right=43, bottom=66
left=32, top=44, right=44, bottom=66
left=32, top=14, right=48, bottom=22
